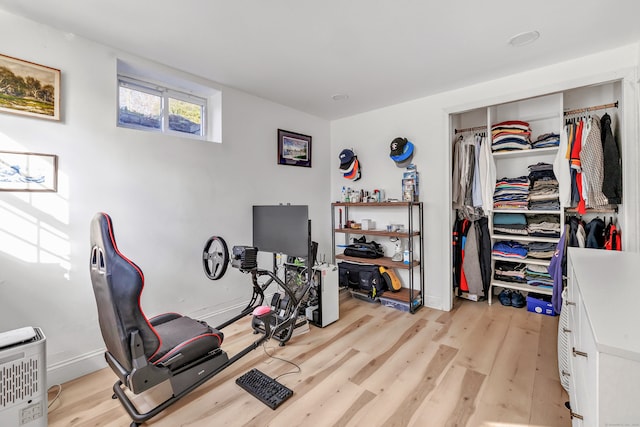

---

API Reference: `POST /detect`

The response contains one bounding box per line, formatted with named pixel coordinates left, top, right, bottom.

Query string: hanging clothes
left=554, top=123, right=571, bottom=206
left=549, top=224, right=569, bottom=314
left=600, top=113, right=623, bottom=204
left=452, top=133, right=489, bottom=217
left=569, top=120, right=586, bottom=213
left=462, top=220, right=483, bottom=297
left=472, top=135, right=483, bottom=208
left=452, top=217, right=471, bottom=292
left=567, top=216, right=586, bottom=248
left=604, top=218, right=622, bottom=251
left=479, top=132, right=495, bottom=214
left=580, top=114, right=608, bottom=207
left=584, top=217, right=606, bottom=249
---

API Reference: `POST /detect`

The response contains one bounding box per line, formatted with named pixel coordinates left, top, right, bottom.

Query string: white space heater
left=0, top=327, right=47, bottom=427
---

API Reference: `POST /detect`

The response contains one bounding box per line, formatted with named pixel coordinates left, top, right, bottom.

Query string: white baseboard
left=424, top=295, right=446, bottom=311
left=45, top=296, right=275, bottom=386
left=47, top=349, right=107, bottom=387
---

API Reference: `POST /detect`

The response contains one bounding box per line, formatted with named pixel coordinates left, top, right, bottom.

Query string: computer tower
left=0, top=327, right=47, bottom=427
left=309, top=264, right=339, bottom=327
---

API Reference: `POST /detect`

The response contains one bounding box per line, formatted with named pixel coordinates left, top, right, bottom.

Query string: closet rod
left=563, top=101, right=618, bottom=116
left=454, top=125, right=486, bottom=134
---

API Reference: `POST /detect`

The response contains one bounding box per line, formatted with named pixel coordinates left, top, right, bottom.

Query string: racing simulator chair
left=89, top=213, right=276, bottom=426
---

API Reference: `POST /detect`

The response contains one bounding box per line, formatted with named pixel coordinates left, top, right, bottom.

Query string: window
left=118, top=76, right=207, bottom=139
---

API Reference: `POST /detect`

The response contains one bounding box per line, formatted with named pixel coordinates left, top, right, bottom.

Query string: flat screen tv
left=253, top=205, right=309, bottom=258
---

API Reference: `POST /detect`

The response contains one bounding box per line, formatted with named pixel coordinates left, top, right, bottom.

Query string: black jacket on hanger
left=600, top=113, right=622, bottom=204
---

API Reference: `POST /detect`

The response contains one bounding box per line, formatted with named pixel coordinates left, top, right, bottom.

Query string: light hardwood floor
left=47, top=293, right=571, bottom=426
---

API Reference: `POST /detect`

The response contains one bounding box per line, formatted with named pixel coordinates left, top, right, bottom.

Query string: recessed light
left=332, top=93, right=349, bottom=101
left=509, top=30, right=540, bottom=47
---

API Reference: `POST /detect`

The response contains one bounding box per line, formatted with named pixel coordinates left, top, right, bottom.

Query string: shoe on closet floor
left=511, top=291, right=525, bottom=308
left=498, top=289, right=512, bottom=306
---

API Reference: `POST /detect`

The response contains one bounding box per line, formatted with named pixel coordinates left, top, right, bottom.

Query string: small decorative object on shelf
left=402, top=164, right=419, bottom=202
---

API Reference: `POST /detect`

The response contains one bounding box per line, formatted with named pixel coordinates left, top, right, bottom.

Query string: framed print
left=0, top=151, right=58, bottom=192
left=0, top=54, right=61, bottom=120
left=277, top=129, right=312, bottom=167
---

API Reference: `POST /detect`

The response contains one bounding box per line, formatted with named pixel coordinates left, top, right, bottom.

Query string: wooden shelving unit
left=331, top=201, right=424, bottom=313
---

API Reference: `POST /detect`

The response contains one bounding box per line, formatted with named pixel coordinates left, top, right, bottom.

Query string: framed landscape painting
left=0, top=54, right=61, bottom=120
left=277, top=129, right=312, bottom=167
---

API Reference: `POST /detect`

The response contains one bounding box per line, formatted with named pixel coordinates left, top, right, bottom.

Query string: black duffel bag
left=342, top=237, right=384, bottom=259
left=338, top=261, right=387, bottom=297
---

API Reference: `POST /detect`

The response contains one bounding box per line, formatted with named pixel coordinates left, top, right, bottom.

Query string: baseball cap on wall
left=390, top=137, right=408, bottom=156
left=343, top=158, right=359, bottom=180
left=390, top=137, right=415, bottom=168
left=339, top=149, right=355, bottom=169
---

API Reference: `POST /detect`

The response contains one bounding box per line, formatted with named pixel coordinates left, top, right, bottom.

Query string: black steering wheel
left=202, top=236, right=229, bottom=280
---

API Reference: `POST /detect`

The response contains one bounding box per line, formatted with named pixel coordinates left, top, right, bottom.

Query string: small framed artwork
left=0, top=151, right=58, bottom=192
left=277, top=129, right=312, bottom=168
left=0, top=53, right=61, bottom=120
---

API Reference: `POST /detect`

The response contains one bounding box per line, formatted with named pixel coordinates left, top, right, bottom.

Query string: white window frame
left=117, top=75, right=208, bottom=140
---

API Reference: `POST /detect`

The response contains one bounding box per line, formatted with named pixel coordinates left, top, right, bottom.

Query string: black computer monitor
left=252, top=205, right=309, bottom=258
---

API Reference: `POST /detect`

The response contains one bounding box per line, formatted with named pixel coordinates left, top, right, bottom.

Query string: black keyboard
left=236, top=368, right=293, bottom=410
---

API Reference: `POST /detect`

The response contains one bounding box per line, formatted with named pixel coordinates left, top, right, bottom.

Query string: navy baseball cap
left=339, top=149, right=355, bottom=169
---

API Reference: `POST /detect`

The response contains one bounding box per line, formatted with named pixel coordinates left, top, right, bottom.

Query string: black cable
left=261, top=342, right=301, bottom=381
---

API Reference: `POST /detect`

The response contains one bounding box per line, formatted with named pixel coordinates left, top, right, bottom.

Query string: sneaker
left=511, top=291, right=525, bottom=308
left=498, top=289, right=512, bottom=306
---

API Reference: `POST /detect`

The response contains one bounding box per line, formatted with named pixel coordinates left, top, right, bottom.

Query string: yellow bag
left=379, top=266, right=402, bottom=292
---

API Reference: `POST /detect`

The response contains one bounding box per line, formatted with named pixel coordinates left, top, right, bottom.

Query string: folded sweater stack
left=491, top=120, right=532, bottom=152
left=531, top=132, right=560, bottom=149
left=528, top=163, right=559, bottom=210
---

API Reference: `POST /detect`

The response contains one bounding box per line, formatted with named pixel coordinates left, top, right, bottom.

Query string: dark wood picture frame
left=277, top=129, right=312, bottom=167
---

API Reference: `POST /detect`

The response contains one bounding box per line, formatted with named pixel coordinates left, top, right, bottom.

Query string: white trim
left=47, top=349, right=106, bottom=388
left=44, top=295, right=275, bottom=386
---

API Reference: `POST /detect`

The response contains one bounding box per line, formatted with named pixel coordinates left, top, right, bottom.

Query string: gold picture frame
left=0, top=53, right=61, bottom=120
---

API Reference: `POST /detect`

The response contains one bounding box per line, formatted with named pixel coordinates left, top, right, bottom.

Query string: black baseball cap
left=390, top=137, right=408, bottom=156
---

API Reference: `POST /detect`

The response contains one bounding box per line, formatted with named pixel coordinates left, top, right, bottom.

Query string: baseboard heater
left=0, top=327, right=47, bottom=427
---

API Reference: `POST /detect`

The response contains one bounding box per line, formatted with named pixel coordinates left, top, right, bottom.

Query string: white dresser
left=565, top=248, right=640, bottom=426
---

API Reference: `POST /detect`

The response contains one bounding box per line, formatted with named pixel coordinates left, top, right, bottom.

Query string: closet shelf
left=493, top=208, right=561, bottom=215
left=334, top=228, right=420, bottom=238
left=565, top=205, right=618, bottom=214
left=335, top=254, right=418, bottom=270
left=492, top=255, right=551, bottom=267
left=492, top=146, right=559, bottom=159
left=490, top=280, right=553, bottom=296
left=491, top=234, right=560, bottom=243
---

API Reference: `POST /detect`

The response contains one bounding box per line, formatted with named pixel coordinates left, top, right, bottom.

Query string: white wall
left=0, top=10, right=331, bottom=385
left=331, top=43, right=640, bottom=312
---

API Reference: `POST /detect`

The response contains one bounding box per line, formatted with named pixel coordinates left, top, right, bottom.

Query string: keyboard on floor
left=235, top=368, right=294, bottom=410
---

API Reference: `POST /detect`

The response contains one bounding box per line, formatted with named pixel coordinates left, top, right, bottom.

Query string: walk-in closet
left=449, top=79, right=630, bottom=306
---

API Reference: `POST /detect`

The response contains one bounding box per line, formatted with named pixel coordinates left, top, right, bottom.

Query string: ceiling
left=2, top=0, right=640, bottom=120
